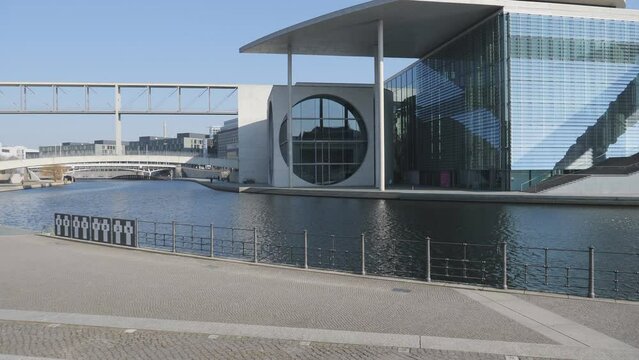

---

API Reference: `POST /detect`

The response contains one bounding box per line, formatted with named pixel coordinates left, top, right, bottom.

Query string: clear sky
left=1, top=0, right=638, bottom=148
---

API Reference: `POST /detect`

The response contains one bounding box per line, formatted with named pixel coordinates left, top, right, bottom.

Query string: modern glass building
left=241, top=0, right=638, bottom=192
left=387, top=9, right=639, bottom=191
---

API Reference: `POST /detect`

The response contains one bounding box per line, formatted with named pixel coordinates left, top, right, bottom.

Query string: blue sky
left=1, top=0, right=638, bottom=148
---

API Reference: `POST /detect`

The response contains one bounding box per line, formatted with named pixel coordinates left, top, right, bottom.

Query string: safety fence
left=52, top=213, right=639, bottom=301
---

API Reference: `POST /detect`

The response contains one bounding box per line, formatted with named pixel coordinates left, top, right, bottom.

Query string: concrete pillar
left=374, top=20, right=385, bottom=191
left=287, top=48, right=294, bottom=188
left=115, top=85, right=123, bottom=156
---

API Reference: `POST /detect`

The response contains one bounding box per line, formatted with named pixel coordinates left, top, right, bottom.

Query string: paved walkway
left=0, top=233, right=637, bottom=359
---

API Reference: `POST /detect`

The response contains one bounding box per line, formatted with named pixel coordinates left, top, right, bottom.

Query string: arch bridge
left=0, top=155, right=238, bottom=179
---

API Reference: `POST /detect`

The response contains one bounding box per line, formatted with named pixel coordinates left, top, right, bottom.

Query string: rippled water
left=1, top=180, right=637, bottom=299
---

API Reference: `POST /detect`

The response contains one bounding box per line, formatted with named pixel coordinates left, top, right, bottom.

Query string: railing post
left=253, top=227, right=258, bottom=263
left=210, top=224, right=215, bottom=258
left=360, top=233, right=366, bottom=275
left=588, top=246, right=595, bottom=298
left=171, top=221, right=176, bottom=253
left=135, top=218, right=139, bottom=248
left=303, top=230, right=308, bottom=269
left=502, top=242, right=508, bottom=290
left=426, top=236, right=431, bottom=282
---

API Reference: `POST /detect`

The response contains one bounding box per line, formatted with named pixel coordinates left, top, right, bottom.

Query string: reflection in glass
left=280, top=96, right=367, bottom=185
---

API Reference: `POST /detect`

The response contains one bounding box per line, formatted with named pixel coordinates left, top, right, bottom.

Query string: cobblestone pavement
left=0, top=320, right=550, bottom=360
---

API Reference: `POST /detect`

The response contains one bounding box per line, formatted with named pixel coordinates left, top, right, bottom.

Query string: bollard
left=172, top=221, right=176, bottom=253
left=588, top=247, right=595, bottom=298
left=426, top=237, right=431, bottom=282
left=253, top=227, right=258, bottom=263
left=210, top=224, right=215, bottom=258
left=304, top=230, right=308, bottom=269
left=502, top=242, right=508, bottom=290
left=361, top=233, right=366, bottom=275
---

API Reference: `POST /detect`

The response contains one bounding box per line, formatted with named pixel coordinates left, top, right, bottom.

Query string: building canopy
left=240, top=0, right=503, bottom=58
left=240, top=0, right=628, bottom=59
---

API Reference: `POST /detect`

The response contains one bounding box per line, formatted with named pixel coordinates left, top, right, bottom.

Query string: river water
left=1, top=180, right=637, bottom=299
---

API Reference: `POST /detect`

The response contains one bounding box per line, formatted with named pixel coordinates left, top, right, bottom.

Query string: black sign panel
left=90, top=217, right=112, bottom=243
left=71, top=215, right=91, bottom=241
left=54, top=213, right=72, bottom=238
left=112, top=218, right=137, bottom=247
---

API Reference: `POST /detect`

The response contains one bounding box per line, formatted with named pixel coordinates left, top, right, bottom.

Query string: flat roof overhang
left=240, top=0, right=504, bottom=58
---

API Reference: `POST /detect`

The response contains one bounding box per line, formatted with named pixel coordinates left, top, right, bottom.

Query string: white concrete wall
left=237, top=85, right=274, bottom=184
left=543, top=173, right=639, bottom=196
left=268, top=84, right=375, bottom=188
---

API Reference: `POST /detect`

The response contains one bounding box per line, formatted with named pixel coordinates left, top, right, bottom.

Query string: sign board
left=71, top=215, right=91, bottom=241
left=54, top=213, right=72, bottom=238
left=54, top=213, right=137, bottom=248
left=112, top=218, right=137, bottom=247
left=90, top=216, right=112, bottom=243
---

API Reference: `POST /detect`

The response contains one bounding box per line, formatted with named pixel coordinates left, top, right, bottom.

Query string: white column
left=115, top=85, right=123, bottom=156
left=287, top=48, right=293, bottom=188
left=375, top=20, right=385, bottom=191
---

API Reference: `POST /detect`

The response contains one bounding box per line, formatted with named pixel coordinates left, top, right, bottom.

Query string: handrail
left=53, top=212, right=639, bottom=301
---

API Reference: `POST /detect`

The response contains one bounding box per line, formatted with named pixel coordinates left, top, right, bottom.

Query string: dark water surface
left=1, top=180, right=637, bottom=299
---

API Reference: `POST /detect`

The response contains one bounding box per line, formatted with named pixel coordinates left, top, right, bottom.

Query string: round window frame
left=279, top=95, right=368, bottom=185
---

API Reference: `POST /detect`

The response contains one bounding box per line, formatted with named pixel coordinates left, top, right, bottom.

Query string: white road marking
left=456, top=289, right=636, bottom=351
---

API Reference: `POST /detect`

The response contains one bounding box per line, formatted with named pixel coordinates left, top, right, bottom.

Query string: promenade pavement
left=0, top=232, right=637, bottom=359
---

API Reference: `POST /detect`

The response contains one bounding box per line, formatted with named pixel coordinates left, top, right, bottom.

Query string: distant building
left=39, top=140, right=127, bottom=157
left=0, top=145, right=39, bottom=160
left=125, top=133, right=207, bottom=155
left=216, top=119, right=238, bottom=160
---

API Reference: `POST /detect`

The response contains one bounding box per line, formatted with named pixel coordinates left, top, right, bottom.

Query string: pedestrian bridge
left=0, top=155, right=238, bottom=173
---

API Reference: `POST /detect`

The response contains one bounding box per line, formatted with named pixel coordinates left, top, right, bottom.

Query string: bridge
left=0, top=155, right=238, bottom=179
left=0, top=82, right=239, bottom=155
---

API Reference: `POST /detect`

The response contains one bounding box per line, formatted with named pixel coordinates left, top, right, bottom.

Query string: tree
left=40, top=165, right=66, bottom=182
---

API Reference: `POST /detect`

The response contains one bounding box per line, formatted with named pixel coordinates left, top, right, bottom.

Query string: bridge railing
left=51, top=213, right=639, bottom=301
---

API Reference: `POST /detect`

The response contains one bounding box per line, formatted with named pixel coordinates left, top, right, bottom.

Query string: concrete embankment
left=0, top=182, right=67, bottom=193
left=181, top=178, right=639, bottom=206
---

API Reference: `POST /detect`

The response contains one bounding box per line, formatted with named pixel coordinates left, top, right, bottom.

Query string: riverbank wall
left=0, top=181, right=67, bottom=193
left=182, top=178, right=639, bottom=206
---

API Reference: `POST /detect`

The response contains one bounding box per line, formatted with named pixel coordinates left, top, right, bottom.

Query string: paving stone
left=0, top=320, right=554, bottom=360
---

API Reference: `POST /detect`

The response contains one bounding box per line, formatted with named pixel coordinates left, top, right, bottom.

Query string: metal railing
left=61, top=215, right=639, bottom=301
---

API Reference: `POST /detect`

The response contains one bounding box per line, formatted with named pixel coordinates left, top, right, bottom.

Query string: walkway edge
left=0, top=309, right=418, bottom=348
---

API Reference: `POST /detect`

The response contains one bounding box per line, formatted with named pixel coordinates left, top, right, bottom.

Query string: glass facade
left=387, top=12, right=639, bottom=191
left=509, top=13, right=639, bottom=190
left=280, top=96, right=367, bottom=185
left=386, top=15, right=508, bottom=190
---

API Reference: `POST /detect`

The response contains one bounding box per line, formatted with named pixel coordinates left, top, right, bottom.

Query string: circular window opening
left=279, top=95, right=367, bottom=185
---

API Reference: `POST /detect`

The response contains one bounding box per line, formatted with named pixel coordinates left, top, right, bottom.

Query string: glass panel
left=301, top=119, right=317, bottom=140
left=292, top=119, right=302, bottom=141
left=325, top=119, right=344, bottom=140
left=300, top=143, right=315, bottom=163
left=299, top=98, right=320, bottom=119
left=329, top=143, right=344, bottom=163
left=330, top=165, right=345, bottom=183
left=323, top=98, right=345, bottom=119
